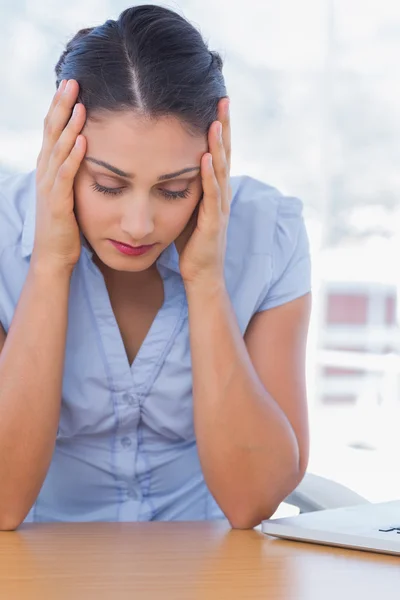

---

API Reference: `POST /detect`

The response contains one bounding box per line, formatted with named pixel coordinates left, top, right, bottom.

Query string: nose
left=119, top=196, right=155, bottom=242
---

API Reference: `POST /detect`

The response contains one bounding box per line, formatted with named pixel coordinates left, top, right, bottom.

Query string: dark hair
left=55, top=4, right=227, bottom=135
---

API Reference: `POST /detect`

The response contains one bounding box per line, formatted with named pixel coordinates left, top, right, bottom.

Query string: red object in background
left=386, top=296, right=397, bottom=326
left=327, top=294, right=368, bottom=325
left=320, top=288, right=398, bottom=405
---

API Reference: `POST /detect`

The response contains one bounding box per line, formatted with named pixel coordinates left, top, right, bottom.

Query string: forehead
left=82, top=111, right=207, bottom=177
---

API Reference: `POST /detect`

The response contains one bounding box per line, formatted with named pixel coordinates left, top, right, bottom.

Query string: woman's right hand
left=32, top=79, right=87, bottom=273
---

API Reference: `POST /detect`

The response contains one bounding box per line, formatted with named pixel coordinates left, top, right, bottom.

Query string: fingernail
left=65, top=80, right=73, bottom=93
left=217, top=122, right=222, bottom=141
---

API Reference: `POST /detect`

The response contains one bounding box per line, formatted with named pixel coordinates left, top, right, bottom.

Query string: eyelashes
left=90, top=182, right=191, bottom=200
left=159, top=188, right=191, bottom=200
left=90, top=182, right=123, bottom=196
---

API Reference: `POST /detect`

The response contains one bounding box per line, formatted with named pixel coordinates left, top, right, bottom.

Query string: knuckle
left=45, top=120, right=55, bottom=138
left=220, top=161, right=228, bottom=178
left=57, top=162, right=71, bottom=180
left=35, top=177, right=43, bottom=192
left=215, top=186, right=222, bottom=200
left=37, top=180, right=50, bottom=199
left=209, top=222, right=221, bottom=236
left=59, top=94, right=73, bottom=113
left=37, top=173, right=50, bottom=190
left=52, top=140, right=66, bottom=161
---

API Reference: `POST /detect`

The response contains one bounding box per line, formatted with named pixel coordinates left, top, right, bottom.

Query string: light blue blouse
left=0, top=170, right=311, bottom=523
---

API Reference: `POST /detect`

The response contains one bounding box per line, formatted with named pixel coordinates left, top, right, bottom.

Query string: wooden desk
left=0, top=522, right=399, bottom=599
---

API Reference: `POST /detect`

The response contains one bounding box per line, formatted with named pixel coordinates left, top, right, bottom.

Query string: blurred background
left=1, top=0, right=399, bottom=504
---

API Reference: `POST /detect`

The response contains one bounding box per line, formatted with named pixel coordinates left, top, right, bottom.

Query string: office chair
left=285, top=473, right=369, bottom=513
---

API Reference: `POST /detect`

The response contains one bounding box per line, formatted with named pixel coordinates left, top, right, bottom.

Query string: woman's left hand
left=179, top=98, right=231, bottom=288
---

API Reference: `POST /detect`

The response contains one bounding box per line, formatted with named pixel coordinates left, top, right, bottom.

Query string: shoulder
left=228, top=175, right=307, bottom=256
left=0, top=169, right=35, bottom=256
left=226, top=176, right=311, bottom=313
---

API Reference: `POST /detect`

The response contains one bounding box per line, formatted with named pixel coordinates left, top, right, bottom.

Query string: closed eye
left=91, top=182, right=124, bottom=196
left=91, top=182, right=192, bottom=200
left=159, top=188, right=191, bottom=200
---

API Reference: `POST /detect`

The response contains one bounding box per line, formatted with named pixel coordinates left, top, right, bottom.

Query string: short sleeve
left=0, top=171, right=35, bottom=332
left=256, top=196, right=311, bottom=312
left=0, top=248, right=10, bottom=331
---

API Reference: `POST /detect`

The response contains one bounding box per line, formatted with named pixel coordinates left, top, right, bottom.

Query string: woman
left=0, top=5, right=311, bottom=529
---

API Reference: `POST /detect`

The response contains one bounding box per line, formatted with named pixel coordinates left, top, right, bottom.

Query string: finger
left=46, top=103, right=86, bottom=184
left=208, top=120, right=230, bottom=214
left=39, top=80, right=80, bottom=177
left=37, top=80, right=68, bottom=176
left=52, top=135, right=87, bottom=205
left=46, top=80, right=68, bottom=124
left=217, top=97, right=231, bottom=170
left=200, top=152, right=221, bottom=220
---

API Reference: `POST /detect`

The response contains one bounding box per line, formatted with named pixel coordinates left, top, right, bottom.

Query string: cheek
left=73, top=185, right=108, bottom=233
left=73, top=171, right=109, bottom=230
left=73, top=191, right=92, bottom=229
left=159, top=196, right=200, bottom=235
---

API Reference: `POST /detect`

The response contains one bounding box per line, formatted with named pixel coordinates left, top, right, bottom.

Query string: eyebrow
left=85, top=156, right=200, bottom=181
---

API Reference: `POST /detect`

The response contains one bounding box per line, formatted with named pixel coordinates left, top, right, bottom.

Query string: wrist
left=30, top=254, right=75, bottom=280
left=184, top=276, right=227, bottom=302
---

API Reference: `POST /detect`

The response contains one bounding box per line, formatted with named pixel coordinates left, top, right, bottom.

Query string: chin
left=112, top=259, right=157, bottom=273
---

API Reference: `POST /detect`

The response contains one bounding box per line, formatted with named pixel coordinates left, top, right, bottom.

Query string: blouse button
left=121, top=436, right=132, bottom=449
left=122, top=392, right=136, bottom=406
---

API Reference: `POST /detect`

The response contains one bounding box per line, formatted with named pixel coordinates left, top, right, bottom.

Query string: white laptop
left=262, top=500, right=400, bottom=556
